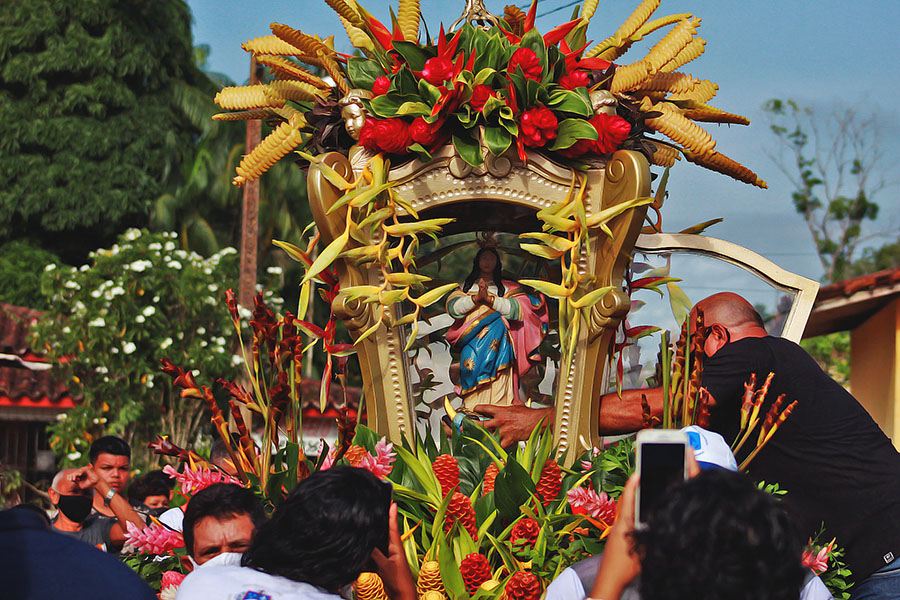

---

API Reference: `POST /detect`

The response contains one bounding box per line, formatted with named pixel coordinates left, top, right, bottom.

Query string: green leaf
left=347, top=57, right=386, bottom=89
left=397, top=101, right=433, bottom=116
left=494, top=460, right=536, bottom=520
left=393, top=41, right=433, bottom=71
left=547, top=118, right=598, bottom=151
left=452, top=134, right=484, bottom=167
left=418, top=79, right=443, bottom=104
left=370, top=94, right=424, bottom=118
left=484, top=126, right=512, bottom=157
left=519, top=28, right=549, bottom=81
left=547, top=89, right=593, bottom=118
left=438, top=532, right=469, bottom=600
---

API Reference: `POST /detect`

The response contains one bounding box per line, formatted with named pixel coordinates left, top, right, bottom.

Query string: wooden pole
left=238, top=56, right=262, bottom=310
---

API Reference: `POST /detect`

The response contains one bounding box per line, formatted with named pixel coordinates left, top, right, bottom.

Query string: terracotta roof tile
left=815, top=267, right=900, bottom=302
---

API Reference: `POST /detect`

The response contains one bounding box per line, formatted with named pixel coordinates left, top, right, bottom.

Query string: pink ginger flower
left=802, top=538, right=835, bottom=575
left=161, top=570, right=186, bottom=591
left=125, top=522, right=184, bottom=555
left=163, top=464, right=241, bottom=495
left=567, top=486, right=617, bottom=525
left=318, top=440, right=338, bottom=470
left=357, top=437, right=396, bottom=479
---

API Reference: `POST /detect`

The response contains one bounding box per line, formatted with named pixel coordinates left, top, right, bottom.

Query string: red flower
left=470, top=84, right=497, bottom=112
left=372, top=76, right=391, bottom=97
left=558, top=137, right=594, bottom=158
left=592, top=112, right=631, bottom=154
left=559, top=69, right=590, bottom=90
left=520, top=105, right=558, bottom=147
left=460, top=554, right=492, bottom=594
left=409, top=117, right=442, bottom=147
left=358, top=118, right=412, bottom=154
left=508, top=47, right=542, bottom=81
left=422, top=56, right=454, bottom=85
left=510, top=517, right=540, bottom=546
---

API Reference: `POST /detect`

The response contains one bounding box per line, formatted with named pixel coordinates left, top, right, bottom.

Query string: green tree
left=0, top=0, right=211, bottom=260
left=0, top=239, right=60, bottom=309
left=32, top=229, right=280, bottom=469
left=763, top=99, right=893, bottom=283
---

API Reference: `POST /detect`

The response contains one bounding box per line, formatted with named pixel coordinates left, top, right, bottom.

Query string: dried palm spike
left=668, top=79, right=717, bottom=103
left=315, top=34, right=336, bottom=50
left=685, top=150, right=766, bottom=188
left=660, top=37, right=706, bottom=72
left=318, top=51, right=350, bottom=95
left=504, top=5, right=527, bottom=35
left=215, top=85, right=285, bottom=110
left=633, top=13, right=693, bottom=39
left=340, top=16, right=375, bottom=53
left=271, top=23, right=333, bottom=57
left=633, top=71, right=698, bottom=94
left=212, top=109, right=277, bottom=121
left=586, top=0, right=660, bottom=57
left=355, top=573, right=388, bottom=600
left=398, top=0, right=421, bottom=41
left=255, top=55, right=330, bottom=90
left=265, top=80, right=323, bottom=104
left=683, top=104, right=750, bottom=125
left=272, top=105, right=306, bottom=123
left=581, top=0, right=600, bottom=23
left=649, top=141, right=682, bottom=167
left=643, top=17, right=699, bottom=74
left=233, top=118, right=304, bottom=186
left=325, top=0, right=364, bottom=27
left=242, top=35, right=303, bottom=56
left=642, top=100, right=715, bottom=156
left=609, top=61, right=651, bottom=93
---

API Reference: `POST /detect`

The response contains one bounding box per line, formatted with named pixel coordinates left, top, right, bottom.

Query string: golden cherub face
left=341, top=102, right=366, bottom=140
left=590, top=89, right=617, bottom=116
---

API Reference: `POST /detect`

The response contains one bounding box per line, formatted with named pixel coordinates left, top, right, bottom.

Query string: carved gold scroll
left=308, top=144, right=650, bottom=460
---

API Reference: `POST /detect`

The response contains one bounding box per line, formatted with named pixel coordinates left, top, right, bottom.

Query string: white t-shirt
left=176, top=565, right=344, bottom=600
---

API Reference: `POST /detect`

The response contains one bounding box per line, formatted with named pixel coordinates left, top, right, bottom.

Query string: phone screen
left=639, top=442, right=686, bottom=522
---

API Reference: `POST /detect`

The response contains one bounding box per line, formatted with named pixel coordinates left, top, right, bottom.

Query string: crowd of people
left=2, top=293, right=898, bottom=599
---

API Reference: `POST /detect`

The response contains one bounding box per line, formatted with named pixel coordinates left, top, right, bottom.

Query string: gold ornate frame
left=633, top=233, right=820, bottom=342
left=308, top=146, right=650, bottom=457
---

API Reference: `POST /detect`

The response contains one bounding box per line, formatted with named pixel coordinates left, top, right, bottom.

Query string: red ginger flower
left=559, top=69, right=590, bottom=90
left=422, top=56, right=454, bottom=85
left=482, top=462, right=499, bottom=495
left=162, top=464, right=241, bottom=495
left=508, top=47, right=542, bottom=81
left=460, top=553, right=492, bottom=594
left=161, top=570, right=186, bottom=591
left=359, top=118, right=412, bottom=155
left=506, top=571, right=542, bottom=600
left=470, top=84, right=496, bottom=112
left=433, top=454, right=460, bottom=496
left=520, top=106, right=558, bottom=148
left=372, top=76, right=391, bottom=97
left=510, top=517, right=540, bottom=547
left=125, top=522, right=184, bottom=555
left=410, top=117, right=442, bottom=147
left=536, top=458, right=561, bottom=506
left=445, top=491, right=478, bottom=538
left=592, top=112, right=631, bottom=154
left=566, top=487, right=617, bottom=525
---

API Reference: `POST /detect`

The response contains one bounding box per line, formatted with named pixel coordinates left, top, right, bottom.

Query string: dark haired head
left=463, top=247, right=505, bottom=297
left=89, top=435, right=131, bottom=464
left=635, top=469, right=805, bottom=600
left=183, top=483, right=266, bottom=559
left=127, top=470, right=173, bottom=505
left=242, top=466, right=392, bottom=591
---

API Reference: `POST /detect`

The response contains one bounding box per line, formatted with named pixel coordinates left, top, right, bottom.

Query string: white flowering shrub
left=34, top=229, right=281, bottom=468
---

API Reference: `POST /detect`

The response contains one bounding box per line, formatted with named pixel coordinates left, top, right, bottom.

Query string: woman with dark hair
left=445, top=244, right=548, bottom=410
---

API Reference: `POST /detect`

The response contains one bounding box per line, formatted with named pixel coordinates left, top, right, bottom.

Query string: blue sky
left=186, top=0, right=900, bottom=297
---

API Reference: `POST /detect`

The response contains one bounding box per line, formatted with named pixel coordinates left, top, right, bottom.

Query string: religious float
left=132, top=1, right=851, bottom=598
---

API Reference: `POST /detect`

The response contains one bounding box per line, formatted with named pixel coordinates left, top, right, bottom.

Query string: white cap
left=682, top=425, right=737, bottom=471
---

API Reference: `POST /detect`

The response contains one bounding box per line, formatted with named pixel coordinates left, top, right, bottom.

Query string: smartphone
left=634, top=429, right=690, bottom=528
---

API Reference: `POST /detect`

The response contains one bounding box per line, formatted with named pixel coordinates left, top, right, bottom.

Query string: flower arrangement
left=213, top=0, right=765, bottom=188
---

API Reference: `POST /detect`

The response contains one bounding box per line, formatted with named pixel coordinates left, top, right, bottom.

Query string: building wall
left=850, top=299, right=900, bottom=448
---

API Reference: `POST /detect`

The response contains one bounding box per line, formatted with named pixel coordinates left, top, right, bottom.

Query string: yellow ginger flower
left=233, top=117, right=304, bottom=186
left=660, top=37, right=706, bottom=72
left=417, top=561, right=444, bottom=597
left=642, top=17, right=700, bottom=74
left=609, top=61, right=651, bottom=93
left=649, top=142, right=682, bottom=167
left=668, top=79, right=718, bottom=103
left=632, top=71, right=698, bottom=94
left=324, top=0, right=364, bottom=27
left=421, top=592, right=445, bottom=600
left=265, top=80, right=323, bottom=104
left=242, top=35, right=303, bottom=56
left=271, top=23, right=334, bottom=58
left=355, top=573, right=388, bottom=600
left=215, top=85, right=283, bottom=111
left=397, top=0, right=421, bottom=41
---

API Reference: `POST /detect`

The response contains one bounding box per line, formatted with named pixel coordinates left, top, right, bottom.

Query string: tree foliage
left=32, top=229, right=280, bottom=469
left=763, top=99, right=893, bottom=283
left=0, top=239, right=60, bottom=309
left=0, top=0, right=211, bottom=257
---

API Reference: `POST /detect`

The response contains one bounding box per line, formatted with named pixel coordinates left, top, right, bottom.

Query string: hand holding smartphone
left=634, top=429, right=690, bottom=528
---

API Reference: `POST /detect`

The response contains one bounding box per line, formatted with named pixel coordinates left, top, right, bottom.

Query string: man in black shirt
left=692, top=292, right=900, bottom=598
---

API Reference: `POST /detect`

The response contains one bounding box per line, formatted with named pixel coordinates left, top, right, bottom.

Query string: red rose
left=520, top=105, right=558, bottom=147
left=559, top=69, right=590, bottom=90
left=372, top=76, right=391, bottom=97
left=358, top=118, right=413, bottom=154
left=409, top=117, right=442, bottom=147
left=508, top=47, right=542, bottom=81
left=470, top=84, right=496, bottom=112
left=591, top=113, right=631, bottom=153
left=422, top=56, right=454, bottom=86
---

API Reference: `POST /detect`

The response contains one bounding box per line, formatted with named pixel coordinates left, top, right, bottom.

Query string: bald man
left=481, top=292, right=900, bottom=598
